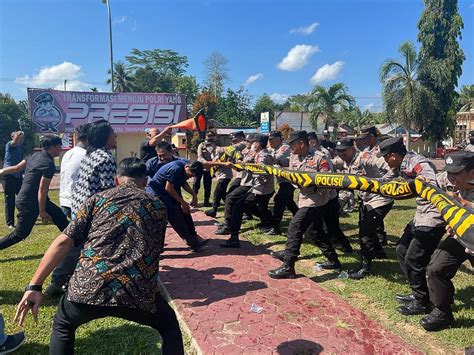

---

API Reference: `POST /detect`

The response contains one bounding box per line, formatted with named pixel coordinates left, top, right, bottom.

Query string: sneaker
left=0, top=332, right=25, bottom=354
left=44, top=282, right=65, bottom=298
left=394, top=293, right=416, bottom=304
left=202, top=202, right=212, bottom=208
left=214, top=221, right=226, bottom=227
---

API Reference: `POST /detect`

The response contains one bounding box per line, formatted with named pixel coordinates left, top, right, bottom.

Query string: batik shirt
left=64, top=182, right=167, bottom=313
left=71, top=148, right=116, bottom=217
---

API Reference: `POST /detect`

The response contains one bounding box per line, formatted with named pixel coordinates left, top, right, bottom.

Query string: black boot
left=397, top=300, right=432, bottom=315
left=270, top=250, right=286, bottom=261
left=220, top=235, right=240, bottom=248
left=205, top=209, right=217, bottom=218
left=420, top=307, right=454, bottom=331
left=268, top=257, right=296, bottom=279
left=348, top=257, right=372, bottom=280
left=394, top=293, right=416, bottom=304
left=319, top=260, right=342, bottom=270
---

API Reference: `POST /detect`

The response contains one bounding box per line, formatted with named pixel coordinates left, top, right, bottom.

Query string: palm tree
left=304, top=83, right=355, bottom=138
left=379, top=41, right=435, bottom=150
left=107, top=61, right=134, bottom=92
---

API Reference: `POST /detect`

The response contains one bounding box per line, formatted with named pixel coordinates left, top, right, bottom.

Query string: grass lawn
left=0, top=188, right=472, bottom=354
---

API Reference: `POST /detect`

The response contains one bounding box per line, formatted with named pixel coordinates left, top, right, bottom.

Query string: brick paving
left=159, top=210, right=421, bottom=354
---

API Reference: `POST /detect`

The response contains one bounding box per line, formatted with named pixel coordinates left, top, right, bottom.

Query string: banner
left=28, top=88, right=187, bottom=133
left=233, top=163, right=474, bottom=249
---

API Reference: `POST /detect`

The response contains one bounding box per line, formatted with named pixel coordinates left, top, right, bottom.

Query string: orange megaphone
left=170, top=110, right=207, bottom=138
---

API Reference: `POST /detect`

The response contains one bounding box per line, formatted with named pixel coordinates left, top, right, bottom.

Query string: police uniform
left=205, top=140, right=245, bottom=217
left=270, top=131, right=298, bottom=224
left=217, top=136, right=256, bottom=235
left=379, top=137, right=446, bottom=315
left=335, top=139, right=394, bottom=279
left=268, top=131, right=340, bottom=279
left=220, top=135, right=278, bottom=247
left=34, top=92, right=61, bottom=117
left=193, top=139, right=216, bottom=205
left=421, top=152, right=474, bottom=331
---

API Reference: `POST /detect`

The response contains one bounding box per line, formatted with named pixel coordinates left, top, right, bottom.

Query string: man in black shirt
left=140, top=127, right=172, bottom=162
left=0, top=136, right=69, bottom=251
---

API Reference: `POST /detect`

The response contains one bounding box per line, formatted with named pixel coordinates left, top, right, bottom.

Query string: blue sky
left=1, top=0, right=473, bottom=111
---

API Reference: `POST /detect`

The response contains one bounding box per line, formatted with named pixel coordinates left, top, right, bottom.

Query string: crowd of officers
left=1, top=123, right=473, bottom=338
left=187, top=126, right=473, bottom=333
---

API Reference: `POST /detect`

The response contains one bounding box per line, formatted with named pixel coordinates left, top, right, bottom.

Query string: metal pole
left=105, top=0, right=114, bottom=92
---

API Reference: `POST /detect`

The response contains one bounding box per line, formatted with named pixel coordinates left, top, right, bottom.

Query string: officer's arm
left=38, top=177, right=52, bottom=214
left=0, top=159, right=26, bottom=175
left=148, top=126, right=171, bottom=146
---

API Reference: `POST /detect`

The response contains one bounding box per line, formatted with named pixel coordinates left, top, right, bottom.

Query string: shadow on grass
left=75, top=324, right=161, bottom=354
left=0, top=254, right=43, bottom=263
left=0, top=290, right=62, bottom=307
left=453, top=285, right=474, bottom=312
left=159, top=265, right=267, bottom=306
left=16, top=342, right=49, bottom=354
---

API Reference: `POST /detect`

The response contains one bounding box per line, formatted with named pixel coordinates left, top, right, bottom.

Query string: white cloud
left=112, top=16, right=127, bottom=25
left=290, top=22, right=319, bottom=35
left=15, top=62, right=92, bottom=91
left=277, top=44, right=319, bottom=71
left=363, top=103, right=375, bottom=112
left=270, top=93, right=289, bottom=104
left=243, top=73, right=263, bottom=86
left=310, top=61, right=344, bottom=84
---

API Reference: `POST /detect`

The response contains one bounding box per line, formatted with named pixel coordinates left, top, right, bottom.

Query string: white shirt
left=59, top=145, right=86, bottom=208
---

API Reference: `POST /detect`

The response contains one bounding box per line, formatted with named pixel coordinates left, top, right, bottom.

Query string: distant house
left=455, top=104, right=474, bottom=145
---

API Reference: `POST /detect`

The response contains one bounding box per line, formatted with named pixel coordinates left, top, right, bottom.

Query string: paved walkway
left=159, top=210, right=421, bottom=354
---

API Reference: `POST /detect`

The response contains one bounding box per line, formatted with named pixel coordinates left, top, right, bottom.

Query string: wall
left=116, top=132, right=144, bottom=161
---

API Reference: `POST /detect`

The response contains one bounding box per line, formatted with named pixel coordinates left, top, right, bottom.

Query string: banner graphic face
left=28, top=88, right=187, bottom=133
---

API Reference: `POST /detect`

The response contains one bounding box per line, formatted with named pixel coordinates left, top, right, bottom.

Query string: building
left=455, top=105, right=474, bottom=145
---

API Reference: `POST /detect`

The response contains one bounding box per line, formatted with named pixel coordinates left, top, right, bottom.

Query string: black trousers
left=165, top=202, right=200, bottom=248
left=359, top=202, right=393, bottom=259
left=396, top=223, right=445, bottom=303
left=427, top=237, right=474, bottom=308
left=1, top=175, right=22, bottom=226
left=226, top=178, right=242, bottom=196
left=273, top=182, right=298, bottom=223
left=224, top=185, right=251, bottom=226
left=324, top=196, right=351, bottom=249
left=50, top=295, right=183, bottom=355
left=212, top=178, right=231, bottom=211
left=0, top=199, right=69, bottom=250
left=230, top=192, right=276, bottom=238
left=285, top=206, right=338, bottom=261
left=193, top=170, right=212, bottom=203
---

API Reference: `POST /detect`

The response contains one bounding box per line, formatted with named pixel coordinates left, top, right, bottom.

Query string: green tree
left=126, top=49, right=188, bottom=77
left=380, top=41, right=436, bottom=150
left=192, top=90, right=219, bottom=119
left=305, top=83, right=355, bottom=136
left=204, top=52, right=229, bottom=97
left=417, top=0, right=465, bottom=143
left=216, top=88, right=255, bottom=127
left=253, top=93, right=278, bottom=124
left=456, top=84, right=474, bottom=111
left=175, top=75, right=199, bottom=109
left=107, top=61, right=134, bottom=92
left=0, top=94, right=33, bottom=160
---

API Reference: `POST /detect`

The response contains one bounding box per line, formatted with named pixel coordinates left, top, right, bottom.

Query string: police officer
left=194, top=131, right=216, bottom=207
left=465, top=130, right=474, bottom=152
left=421, top=151, right=474, bottom=331
left=268, top=130, right=298, bottom=226
left=216, top=134, right=256, bottom=233
left=226, top=131, right=248, bottom=195
left=379, top=137, right=446, bottom=315
left=220, top=134, right=278, bottom=248
left=268, top=131, right=341, bottom=279
left=335, top=138, right=394, bottom=279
